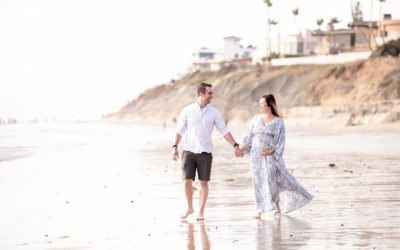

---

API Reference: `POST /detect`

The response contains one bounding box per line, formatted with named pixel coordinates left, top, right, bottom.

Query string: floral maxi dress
left=243, top=115, right=313, bottom=214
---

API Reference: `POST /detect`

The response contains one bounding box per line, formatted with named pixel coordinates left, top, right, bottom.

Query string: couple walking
left=171, top=83, right=313, bottom=220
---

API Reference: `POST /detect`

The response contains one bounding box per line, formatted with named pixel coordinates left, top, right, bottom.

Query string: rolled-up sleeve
left=176, top=108, right=187, bottom=136
left=214, top=110, right=229, bottom=136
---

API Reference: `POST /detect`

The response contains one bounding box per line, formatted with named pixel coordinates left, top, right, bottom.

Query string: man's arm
left=213, top=110, right=243, bottom=156
left=172, top=133, right=182, bottom=161
left=172, top=107, right=187, bottom=161
left=223, top=132, right=243, bottom=157
left=223, top=132, right=236, bottom=146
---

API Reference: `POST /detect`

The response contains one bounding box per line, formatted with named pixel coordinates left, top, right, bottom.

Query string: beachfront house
left=311, top=27, right=370, bottom=55
left=302, top=29, right=319, bottom=55
left=190, top=36, right=255, bottom=72
left=312, top=12, right=400, bottom=55
left=348, top=14, right=400, bottom=51
left=190, top=47, right=222, bottom=72
left=251, top=30, right=320, bottom=64
left=381, top=16, right=400, bottom=43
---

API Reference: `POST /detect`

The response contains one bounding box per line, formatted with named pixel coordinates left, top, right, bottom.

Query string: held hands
left=234, top=145, right=244, bottom=157
left=260, top=148, right=275, bottom=157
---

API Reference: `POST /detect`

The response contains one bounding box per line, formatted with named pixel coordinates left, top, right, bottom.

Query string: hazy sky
left=1, top=0, right=399, bottom=120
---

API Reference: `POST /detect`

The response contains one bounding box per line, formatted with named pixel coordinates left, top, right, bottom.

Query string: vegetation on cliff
left=370, top=38, right=400, bottom=58
left=105, top=57, right=400, bottom=125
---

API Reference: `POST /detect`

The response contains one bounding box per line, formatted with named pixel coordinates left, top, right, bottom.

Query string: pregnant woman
left=242, top=94, right=313, bottom=219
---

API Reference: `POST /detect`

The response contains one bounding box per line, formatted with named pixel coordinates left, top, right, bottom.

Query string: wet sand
left=0, top=121, right=399, bottom=249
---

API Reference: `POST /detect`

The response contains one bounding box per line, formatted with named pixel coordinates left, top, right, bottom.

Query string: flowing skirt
left=250, top=156, right=313, bottom=214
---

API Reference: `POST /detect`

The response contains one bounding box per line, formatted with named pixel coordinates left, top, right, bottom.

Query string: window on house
left=350, top=34, right=355, bottom=47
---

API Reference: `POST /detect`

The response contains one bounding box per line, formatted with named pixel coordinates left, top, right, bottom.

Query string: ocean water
left=0, top=121, right=184, bottom=249
left=0, top=121, right=170, bottom=162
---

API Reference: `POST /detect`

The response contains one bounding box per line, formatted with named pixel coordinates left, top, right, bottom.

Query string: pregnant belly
left=252, top=136, right=273, bottom=150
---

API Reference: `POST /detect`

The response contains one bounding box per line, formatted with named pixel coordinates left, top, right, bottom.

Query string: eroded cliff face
left=105, top=57, right=400, bottom=126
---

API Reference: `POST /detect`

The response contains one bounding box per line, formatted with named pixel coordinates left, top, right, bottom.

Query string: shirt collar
left=194, top=101, right=209, bottom=110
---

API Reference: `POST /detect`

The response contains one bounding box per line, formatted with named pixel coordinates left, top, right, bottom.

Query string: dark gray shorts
left=181, top=150, right=213, bottom=181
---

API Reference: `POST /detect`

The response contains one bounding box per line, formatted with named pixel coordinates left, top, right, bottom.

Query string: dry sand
left=0, top=120, right=399, bottom=249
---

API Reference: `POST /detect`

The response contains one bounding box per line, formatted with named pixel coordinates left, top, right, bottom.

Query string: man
left=171, top=82, right=242, bottom=220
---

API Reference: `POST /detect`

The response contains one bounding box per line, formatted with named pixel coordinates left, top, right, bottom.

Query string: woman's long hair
left=262, top=94, right=281, bottom=117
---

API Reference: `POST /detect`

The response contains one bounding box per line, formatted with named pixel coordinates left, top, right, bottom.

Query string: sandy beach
left=0, top=120, right=399, bottom=249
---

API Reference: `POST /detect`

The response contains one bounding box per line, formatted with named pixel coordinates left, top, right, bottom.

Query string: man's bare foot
left=274, top=211, right=281, bottom=220
left=180, top=209, right=194, bottom=219
left=196, top=213, right=205, bottom=220
left=253, top=213, right=261, bottom=219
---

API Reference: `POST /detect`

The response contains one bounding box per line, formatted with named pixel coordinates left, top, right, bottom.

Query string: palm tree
left=328, top=17, right=340, bottom=31
left=292, top=8, right=299, bottom=16
left=263, top=0, right=273, bottom=57
left=351, top=1, right=363, bottom=21
left=367, top=0, right=381, bottom=49
left=263, top=0, right=272, bottom=8
left=268, top=18, right=278, bottom=26
left=268, top=18, right=278, bottom=57
left=327, top=17, right=340, bottom=53
left=316, top=18, right=324, bottom=30
left=350, top=1, right=374, bottom=52
left=292, top=7, right=299, bottom=34
left=378, top=0, right=386, bottom=44
left=369, top=0, right=377, bottom=47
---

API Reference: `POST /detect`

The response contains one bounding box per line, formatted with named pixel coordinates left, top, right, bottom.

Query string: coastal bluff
left=105, top=57, right=400, bottom=127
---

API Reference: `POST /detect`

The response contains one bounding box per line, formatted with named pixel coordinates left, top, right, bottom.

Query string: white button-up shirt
left=176, top=102, right=229, bottom=154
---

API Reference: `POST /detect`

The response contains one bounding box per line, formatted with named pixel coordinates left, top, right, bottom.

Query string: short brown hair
left=197, top=83, right=212, bottom=96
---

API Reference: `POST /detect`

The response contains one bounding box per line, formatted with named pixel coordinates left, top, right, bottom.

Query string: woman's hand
left=260, top=148, right=275, bottom=157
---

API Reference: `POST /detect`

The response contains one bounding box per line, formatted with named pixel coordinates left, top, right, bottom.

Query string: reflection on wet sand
left=182, top=220, right=210, bottom=250
left=256, top=216, right=311, bottom=250
left=180, top=216, right=312, bottom=250
left=1, top=123, right=400, bottom=249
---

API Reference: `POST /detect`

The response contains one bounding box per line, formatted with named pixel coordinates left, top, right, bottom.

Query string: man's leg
left=198, top=180, right=208, bottom=220
left=181, top=179, right=194, bottom=219
left=181, top=151, right=196, bottom=219
left=197, top=152, right=212, bottom=220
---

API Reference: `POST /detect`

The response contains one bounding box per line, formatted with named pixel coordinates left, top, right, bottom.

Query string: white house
left=192, top=47, right=216, bottom=61
left=190, top=36, right=256, bottom=72
left=223, top=36, right=242, bottom=60
left=251, top=32, right=306, bottom=64
left=302, top=29, right=319, bottom=55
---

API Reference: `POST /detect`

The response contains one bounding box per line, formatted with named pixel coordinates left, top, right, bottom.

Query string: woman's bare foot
left=180, top=209, right=194, bottom=219
left=274, top=201, right=281, bottom=220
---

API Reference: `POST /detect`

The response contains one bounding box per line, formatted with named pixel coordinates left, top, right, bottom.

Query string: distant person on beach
left=241, top=94, right=313, bottom=219
left=171, top=82, right=242, bottom=220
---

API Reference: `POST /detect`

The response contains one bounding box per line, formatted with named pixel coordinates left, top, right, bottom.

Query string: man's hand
left=172, top=147, right=179, bottom=161
left=260, top=148, right=275, bottom=157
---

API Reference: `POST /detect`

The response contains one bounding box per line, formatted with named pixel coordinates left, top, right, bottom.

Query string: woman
left=242, top=94, right=313, bottom=219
